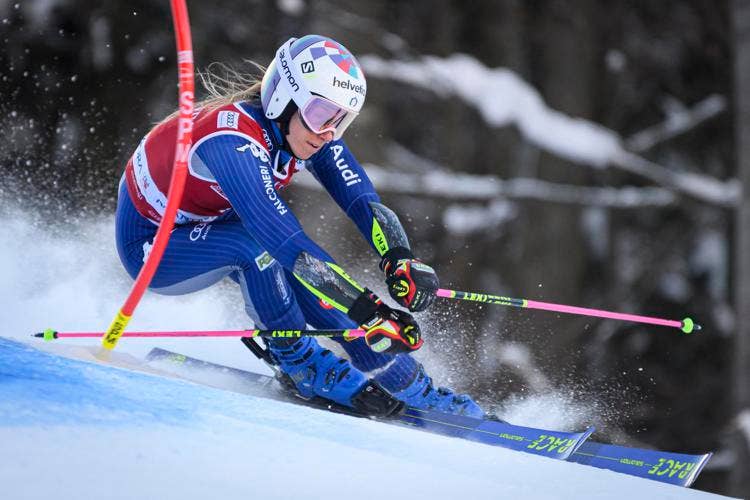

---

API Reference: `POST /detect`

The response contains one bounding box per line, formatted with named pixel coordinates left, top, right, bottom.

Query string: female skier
left=115, top=34, right=484, bottom=418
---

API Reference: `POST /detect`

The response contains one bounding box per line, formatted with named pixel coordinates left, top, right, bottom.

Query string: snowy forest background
left=1, top=0, right=748, bottom=497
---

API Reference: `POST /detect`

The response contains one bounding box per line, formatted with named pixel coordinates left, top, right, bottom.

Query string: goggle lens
left=300, top=97, right=357, bottom=139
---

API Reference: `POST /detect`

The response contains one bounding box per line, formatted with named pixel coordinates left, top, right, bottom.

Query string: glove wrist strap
left=347, top=289, right=381, bottom=325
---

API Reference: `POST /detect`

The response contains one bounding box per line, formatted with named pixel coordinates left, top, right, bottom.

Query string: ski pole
left=436, top=288, right=700, bottom=334
left=35, top=328, right=366, bottom=341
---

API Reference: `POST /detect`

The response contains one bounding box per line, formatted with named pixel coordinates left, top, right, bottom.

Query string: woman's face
left=286, top=110, right=335, bottom=160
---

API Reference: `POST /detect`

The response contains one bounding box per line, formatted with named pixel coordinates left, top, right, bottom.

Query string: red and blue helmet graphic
left=308, top=40, right=361, bottom=79
left=291, top=35, right=362, bottom=80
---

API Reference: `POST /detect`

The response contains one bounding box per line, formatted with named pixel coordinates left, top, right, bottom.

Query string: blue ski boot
left=389, top=363, right=485, bottom=418
left=262, top=336, right=403, bottom=417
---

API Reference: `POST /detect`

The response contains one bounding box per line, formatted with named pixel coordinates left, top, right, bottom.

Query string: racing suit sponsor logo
left=262, top=129, right=273, bottom=151
left=255, top=251, right=275, bottom=271
left=237, top=137, right=288, bottom=215
left=275, top=267, right=291, bottom=305
left=217, top=111, right=240, bottom=129
left=189, top=223, right=211, bottom=241
left=259, top=162, right=289, bottom=215
left=329, top=144, right=361, bottom=187
left=236, top=140, right=270, bottom=163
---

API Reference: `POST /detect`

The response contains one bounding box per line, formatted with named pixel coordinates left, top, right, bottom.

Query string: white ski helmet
left=261, top=35, right=366, bottom=140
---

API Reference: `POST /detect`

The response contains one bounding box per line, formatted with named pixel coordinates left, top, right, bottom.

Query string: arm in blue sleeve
left=308, top=140, right=411, bottom=257
left=196, top=133, right=368, bottom=315
left=195, top=133, right=331, bottom=269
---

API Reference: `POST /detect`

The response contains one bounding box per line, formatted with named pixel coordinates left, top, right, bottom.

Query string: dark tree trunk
left=732, top=0, right=750, bottom=495
left=513, top=0, right=599, bottom=358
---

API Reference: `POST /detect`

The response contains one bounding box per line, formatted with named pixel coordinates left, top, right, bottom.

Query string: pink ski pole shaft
left=436, top=289, right=700, bottom=334
left=36, top=328, right=366, bottom=341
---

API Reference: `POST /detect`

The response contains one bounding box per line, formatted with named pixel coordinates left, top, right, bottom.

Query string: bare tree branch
left=625, top=95, right=727, bottom=153
left=361, top=54, right=738, bottom=207
left=297, top=163, right=677, bottom=208
left=611, top=151, right=740, bottom=208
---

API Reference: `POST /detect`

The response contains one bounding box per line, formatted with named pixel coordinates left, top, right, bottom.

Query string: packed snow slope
left=0, top=338, right=735, bottom=500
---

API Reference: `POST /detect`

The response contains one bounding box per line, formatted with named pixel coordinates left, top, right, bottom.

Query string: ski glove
left=380, top=247, right=439, bottom=312
left=347, top=290, right=423, bottom=355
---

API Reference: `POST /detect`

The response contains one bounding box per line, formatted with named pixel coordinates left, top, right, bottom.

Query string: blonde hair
left=197, top=60, right=266, bottom=111
left=160, top=60, right=265, bottom=122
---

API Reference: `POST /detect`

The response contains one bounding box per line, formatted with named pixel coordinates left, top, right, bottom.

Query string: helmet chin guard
left=261, top=35, right=366, bottom=140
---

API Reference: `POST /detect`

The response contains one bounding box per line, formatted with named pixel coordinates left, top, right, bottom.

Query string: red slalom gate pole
left=101, top=0, right=195, bottom=350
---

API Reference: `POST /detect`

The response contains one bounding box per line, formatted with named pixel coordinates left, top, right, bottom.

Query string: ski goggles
left=299, top=95, right=358, bottom=140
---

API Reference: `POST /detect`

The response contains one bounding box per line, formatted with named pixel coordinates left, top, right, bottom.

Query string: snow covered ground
left=0, top=338, right=735, bottom=500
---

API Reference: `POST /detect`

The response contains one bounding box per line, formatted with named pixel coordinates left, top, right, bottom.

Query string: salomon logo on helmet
left=278, top=49, right=299, bottom=92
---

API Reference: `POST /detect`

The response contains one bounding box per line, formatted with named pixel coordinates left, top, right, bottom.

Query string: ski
left=399, top=406, right=592, bottom=460
left=570, top=440, right=711, bottom=487
left=144, top=347, right=711, bottom=486
left=145, top=348, right=592, bottom=460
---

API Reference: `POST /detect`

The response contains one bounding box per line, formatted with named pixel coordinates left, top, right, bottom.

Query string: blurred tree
left=731, top=0, right=750, bottom=495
